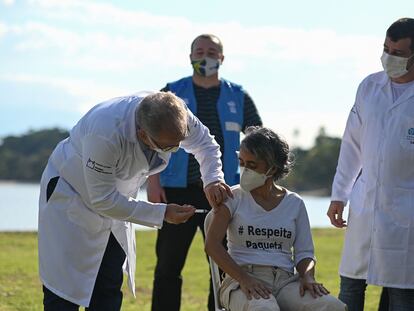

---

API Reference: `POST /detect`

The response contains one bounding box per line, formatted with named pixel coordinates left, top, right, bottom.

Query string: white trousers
left=219, top=265, right=346, bottom=311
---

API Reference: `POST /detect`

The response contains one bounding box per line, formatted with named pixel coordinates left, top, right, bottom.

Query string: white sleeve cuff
left=126, top=200, right=167, bottom=229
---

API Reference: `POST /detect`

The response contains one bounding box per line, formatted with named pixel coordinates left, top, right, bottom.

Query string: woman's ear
left=269, top=166, right=278, bottom=176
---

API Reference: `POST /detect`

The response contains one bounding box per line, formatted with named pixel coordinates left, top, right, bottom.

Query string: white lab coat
left=331, top=71, right=414, bottom=288
left=38, top=92, right=224, bottom=306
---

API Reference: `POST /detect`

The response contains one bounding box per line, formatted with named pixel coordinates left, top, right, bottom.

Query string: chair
left=204, top=211, right=228, bottom=311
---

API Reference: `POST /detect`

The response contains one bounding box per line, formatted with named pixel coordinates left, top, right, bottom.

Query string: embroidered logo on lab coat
left=86, top=158, right=112, bottom=174
left=406, top=128, right=414, bottom=144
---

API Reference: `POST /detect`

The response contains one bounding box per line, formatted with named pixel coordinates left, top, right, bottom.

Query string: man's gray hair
left=136, top=92, right=188, bottom=138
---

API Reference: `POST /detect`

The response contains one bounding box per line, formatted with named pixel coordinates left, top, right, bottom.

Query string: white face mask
left=154, top=145, right=180, bottom=153
left=191, top=57, right=221, bottom=77
left=381, top=51, right=414, bottom=78
left=239, top=166, right=272, bottom=192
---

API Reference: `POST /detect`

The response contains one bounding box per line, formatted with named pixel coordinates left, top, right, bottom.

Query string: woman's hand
left=299, top=275, right=330, bottom=298
left=239, top=274, right=272, bottom=300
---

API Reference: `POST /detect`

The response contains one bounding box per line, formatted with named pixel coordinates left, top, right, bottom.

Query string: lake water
left=0, top=183, right=346, bottom=231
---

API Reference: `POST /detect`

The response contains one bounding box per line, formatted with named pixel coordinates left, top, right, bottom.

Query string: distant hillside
left=0, top=128, right=341, bottom=194
left=0, top=128, right=69, bottom=182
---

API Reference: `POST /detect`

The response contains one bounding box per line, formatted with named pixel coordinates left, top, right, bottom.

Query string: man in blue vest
left=149, top=34, right=262, bottom=311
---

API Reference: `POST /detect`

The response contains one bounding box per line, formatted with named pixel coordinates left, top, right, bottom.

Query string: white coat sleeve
left=331, top=83, right=364, bottom=204
left=179, top=108, right=225, bottom=187
left=80, top=134, right=167, bottom=228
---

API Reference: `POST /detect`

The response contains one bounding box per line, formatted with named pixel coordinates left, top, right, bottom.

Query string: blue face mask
left=191, top=57, right=221, bottom=77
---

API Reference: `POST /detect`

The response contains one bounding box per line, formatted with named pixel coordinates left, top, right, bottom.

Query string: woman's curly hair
left=240, top=126, right=294, bottom=181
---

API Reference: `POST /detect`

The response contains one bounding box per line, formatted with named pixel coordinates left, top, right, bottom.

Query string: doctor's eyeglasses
left=146, top=125, right=190, bottom=153
left=147, top=135, right=180, bottom=153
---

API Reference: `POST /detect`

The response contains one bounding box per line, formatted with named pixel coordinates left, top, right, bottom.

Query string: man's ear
left=408, top=52, right=414, bottom=70
left=137, top=128, right=147, bottom=142
left=219, top=55, right=225, bottom=65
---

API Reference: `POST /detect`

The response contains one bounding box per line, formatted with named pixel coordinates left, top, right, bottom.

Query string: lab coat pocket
left=349, top=179, right=366, bottom=216
left=390, top=187, right=414, bottom=228
left=66, top=197, right=105, bottom=234
left=399, top=116, right=414, bottom=151
left=219, top=275, right=240, bottom=309
left=56, top=178, right=104, bottom=234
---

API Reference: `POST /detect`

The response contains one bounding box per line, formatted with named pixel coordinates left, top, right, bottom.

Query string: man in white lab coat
left=327, top=18, right=414, bottom=310
left=38, top=91, right=232, bottom=310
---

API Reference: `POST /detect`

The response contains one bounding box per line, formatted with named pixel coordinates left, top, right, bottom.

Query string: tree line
left=281, top=128, right=341, bottom=195
left=0, top=128, right=69, bottom=182
left=0, top=128, right=341, bottom=195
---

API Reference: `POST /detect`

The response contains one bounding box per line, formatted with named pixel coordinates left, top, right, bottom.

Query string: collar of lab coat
left=124, top=99, right=140, bottom=143
left=377, top=71, right=414, bottom=110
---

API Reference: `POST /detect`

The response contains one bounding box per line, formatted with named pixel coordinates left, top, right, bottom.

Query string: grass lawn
left=0, top=229, right=382, bottom=310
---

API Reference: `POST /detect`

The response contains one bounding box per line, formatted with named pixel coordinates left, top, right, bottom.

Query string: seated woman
left=205, top=126, right=346, bottom=311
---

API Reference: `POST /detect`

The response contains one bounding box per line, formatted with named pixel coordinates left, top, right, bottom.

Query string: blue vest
left=160, top=76, right=244, bottom=187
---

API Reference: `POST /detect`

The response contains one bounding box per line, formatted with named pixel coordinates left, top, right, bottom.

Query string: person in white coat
left=327, top=18, right=414, bottom=311
left=38, top=91, right=232, bottom=310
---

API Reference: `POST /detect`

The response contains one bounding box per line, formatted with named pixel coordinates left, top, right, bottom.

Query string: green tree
left=0, top=128, right=68, bottom=182
left=282, top=127, right=341, bottom=194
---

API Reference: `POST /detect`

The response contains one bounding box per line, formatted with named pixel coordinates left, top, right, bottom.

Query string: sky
left=0, top=0, right=413, bottom=147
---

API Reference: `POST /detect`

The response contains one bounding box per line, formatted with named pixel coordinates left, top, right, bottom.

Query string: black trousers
left=151, top=184, right=217, bottom=311
left=43, top=232, right=126, bottom=311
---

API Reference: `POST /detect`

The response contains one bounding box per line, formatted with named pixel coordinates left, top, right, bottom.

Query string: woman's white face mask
left=239, top=166, right=273, bottom=192
left=381, top=51, right=414, bottom=78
